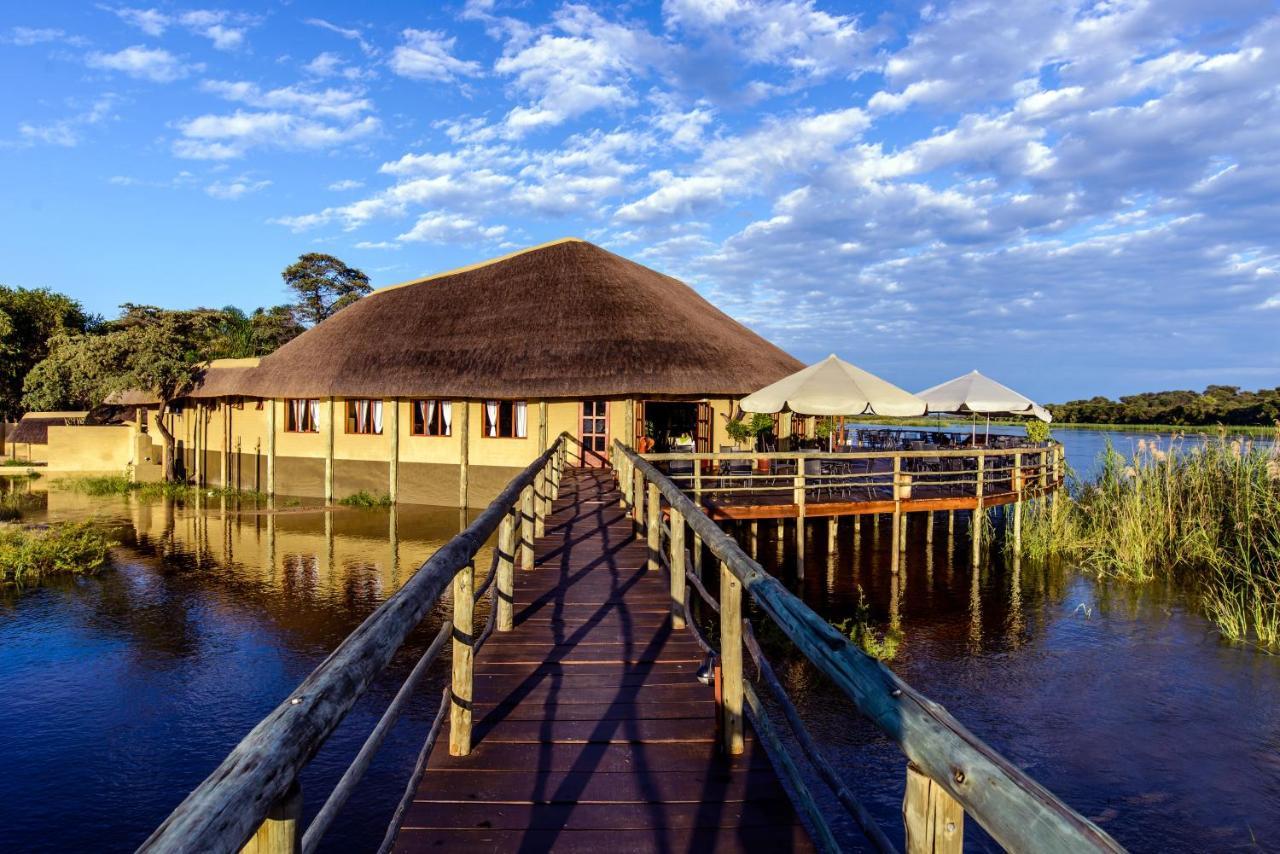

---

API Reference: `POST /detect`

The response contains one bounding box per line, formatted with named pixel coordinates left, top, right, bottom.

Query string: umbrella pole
left=985, top=414, right=990, bottom=443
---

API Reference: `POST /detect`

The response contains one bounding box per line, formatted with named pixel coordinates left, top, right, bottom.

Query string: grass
left=836, top=587, right=902, bottom=661
left=51, top=475, right=265, bottom=502
left=0, top=521, right=116, bottom=587
left=337, top=490, right=392, bottom=508
left=2, top=458, right=44, bottom=467
left=1018, top=429, right=1280, bottom=649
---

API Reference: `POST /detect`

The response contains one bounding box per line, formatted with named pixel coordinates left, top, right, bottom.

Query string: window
left=345, top=399, right=384, bottom=435
left=412, top=399, right=452, bottom=436
left=286, top=399, right=320, bottom=433
left=483, top=400, right=527, bottom=438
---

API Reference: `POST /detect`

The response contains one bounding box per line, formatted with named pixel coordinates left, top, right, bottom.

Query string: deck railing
left=139, top=433, right=575, bottom=854
left=613, top=439, right=1123, bottom=854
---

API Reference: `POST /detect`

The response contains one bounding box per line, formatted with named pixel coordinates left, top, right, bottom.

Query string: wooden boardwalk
left=392, top=467, right=813, bottom=853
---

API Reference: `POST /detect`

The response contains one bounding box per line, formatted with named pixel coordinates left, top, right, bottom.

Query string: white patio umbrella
left=915, top=370, right=1051, bottom=444
left=740, top=354, right=925, bottom=449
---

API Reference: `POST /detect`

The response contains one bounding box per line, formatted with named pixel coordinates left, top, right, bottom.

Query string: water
left=2, top=430, right=1278, bottom=852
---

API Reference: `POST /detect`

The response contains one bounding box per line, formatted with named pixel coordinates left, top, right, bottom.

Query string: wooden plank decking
left=392, top=467, right=813, bottom=853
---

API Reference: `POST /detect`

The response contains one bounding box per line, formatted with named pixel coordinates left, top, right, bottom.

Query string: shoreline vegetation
left=1017, top=429, right=1280, bottom=650
left=0, top=521, right=116, bottom=586
left=51, top=474, right=267, bottom=502
left=851, top=415, right=1276, bottom=435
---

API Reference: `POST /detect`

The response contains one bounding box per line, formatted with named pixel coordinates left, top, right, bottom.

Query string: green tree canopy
left=1046, top=386, right=1280, bottom=426
left=0, top=285, right=95, bottom=419
left=282, top=253, right=371, bottom=325
left=208, top=305, right=305, bottom=358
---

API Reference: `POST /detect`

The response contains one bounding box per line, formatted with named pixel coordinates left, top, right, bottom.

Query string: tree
left=24, top=307, right=222, bottom=481
left=208, top=305, right=304, bottom=358
left=0, top=285, right=95, bottom=419
left=282, top=253, right=371, bottom=325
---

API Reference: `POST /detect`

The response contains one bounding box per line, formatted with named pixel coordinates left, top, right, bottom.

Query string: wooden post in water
left=903, top=763, right=964, bottom=854
left=647, top=482, right=661, bottom=575
left=719, top=560, right=744, bottom=755
left=240, top=780, right=301, bottom=854
left=389, top=399, right=400, bottom=504
left=266, top=399, right=276, bottom=503
left=520, top=484, right=535, bottom=569
left=669, top=508, right=687, bottom=629
left=971, top=453, right=985, bottom=570
left=496, top=509, right=516, bottom=632
left=927, top=511, right=934, bottom=545
left=827, top=517, right=837, bottom=552
left=749, top=521, right=759, bottom=558
left=1012, top=451, right=1023, bottom=554
left=891, top=458, right=902, bottom=575
left=457, top=402, right=470, bottom=512
left=450, top=560, right=475, bottom=756
left=324, top=398, right=335, bottom=504
left=794, top=465, right=806, bottom=579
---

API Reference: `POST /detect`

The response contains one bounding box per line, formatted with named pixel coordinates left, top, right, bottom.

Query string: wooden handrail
left=615, top=440, right=1123, bottom=854
left=140, top=434, right=570, bottom=854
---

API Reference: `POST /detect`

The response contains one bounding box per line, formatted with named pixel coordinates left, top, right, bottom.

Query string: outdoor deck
left=391, top=467, right=812, bottom=852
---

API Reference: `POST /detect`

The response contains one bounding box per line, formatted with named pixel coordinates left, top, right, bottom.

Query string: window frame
left=285, top=398, right=320, bottom=433
left=482, top=400, right=528, bottom=439
left=411, top=399, right=452, bottom=437
left=344, top=399, right=384, bottom=435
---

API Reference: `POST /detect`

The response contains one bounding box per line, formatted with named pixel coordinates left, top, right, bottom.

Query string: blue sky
left=2, top=0, right=1278, bottom=401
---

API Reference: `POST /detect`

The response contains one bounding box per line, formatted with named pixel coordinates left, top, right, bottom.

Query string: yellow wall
left=45, top=425, right=133, bottom=472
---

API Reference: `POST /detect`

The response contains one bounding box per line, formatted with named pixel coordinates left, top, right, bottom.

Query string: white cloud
left=102, top=7, right=258, bottom=50
left=6, top=26, right=87, bottom=46
left=328, top=178, right=364, bottom=191
left=205, top=176, right=271, bottom=199
left=389, top=29, right=482, bottom=83
left=303, top=51, right=374, bottom=81
left=396, top=211, right=507, bottom=244
left=201, top=80, right=372, bottom=121
left=15, top=95, right=117, bottom=148
left=174, top=111, right=379, bottom=159
left=306, top=18, right=376, bottom=56
left=86, top=45, right=193, bottom=82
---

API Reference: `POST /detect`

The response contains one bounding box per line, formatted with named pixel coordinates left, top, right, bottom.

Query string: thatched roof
left=9, top=411, right=90, bottom=444
left=245, top=239, right=802, bottom=399
left=110, top=358, right=263, bottom=405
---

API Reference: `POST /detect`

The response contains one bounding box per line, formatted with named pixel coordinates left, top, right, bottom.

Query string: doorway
left=637, top=401, right=712, bottom=453
left=579, top=400, right=609, bottom=466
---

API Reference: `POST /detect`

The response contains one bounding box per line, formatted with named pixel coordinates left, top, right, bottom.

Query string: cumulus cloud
left=85, top=45, right=194, bottom=82
left=396, top=211, right=507, bottom=244
left=389, top=29, right=482, bottom=83
left=205, top=175, right=271, bottom=199
left=102, top=7, right=258, bottom=50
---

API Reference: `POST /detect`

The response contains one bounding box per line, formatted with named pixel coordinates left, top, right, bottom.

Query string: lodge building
left=93, top=238, right=804, bottom=506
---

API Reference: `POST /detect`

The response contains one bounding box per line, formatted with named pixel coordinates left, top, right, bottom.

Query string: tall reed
left=1018, top=428, right=1280, bottom=648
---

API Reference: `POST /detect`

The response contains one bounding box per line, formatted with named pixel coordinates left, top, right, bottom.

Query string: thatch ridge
left=245, top=240, right=803, bottom=399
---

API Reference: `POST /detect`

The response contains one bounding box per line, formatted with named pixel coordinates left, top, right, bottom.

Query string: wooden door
left=695, top=402, right=713, bottom=452
left=580, top=400, right=609, bottom=466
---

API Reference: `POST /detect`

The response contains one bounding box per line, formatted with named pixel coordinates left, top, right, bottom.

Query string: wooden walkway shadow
left=392, top=467, right=813, bottom=853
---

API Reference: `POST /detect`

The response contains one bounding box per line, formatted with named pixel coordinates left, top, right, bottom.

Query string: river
left=1, top=427, right=1277, bottom=851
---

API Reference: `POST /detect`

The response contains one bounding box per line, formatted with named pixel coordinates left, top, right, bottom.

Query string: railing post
left=633, top=466, right=646, bottom=528
left=903, top=762, right=964, bottom=854
left=520, top=484, right=535, bottom=569
left=719, top=560, right=744, bottom=755
left=450, top=560, right=475, bottom=756
left=534, top=468, right=546, bottom=539
left=669, top=507, right=687, bottom=629
left=971, top=453, right=985, bottom=569
left=647, top=481, right=661, bottom=575
left=891, top=455, right=902, bottom=575
left=497, top=507, right=516, bottom=632
left=240, top=779, right=301, bottom=854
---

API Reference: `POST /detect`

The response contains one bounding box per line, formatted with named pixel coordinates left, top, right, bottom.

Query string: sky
left=2, top=0, right=1278, bottom=402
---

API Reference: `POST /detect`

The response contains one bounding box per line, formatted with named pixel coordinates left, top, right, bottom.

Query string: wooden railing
left=613, top=440, right=1123, bottom=854
left=139, top=434, right=574, bottom=854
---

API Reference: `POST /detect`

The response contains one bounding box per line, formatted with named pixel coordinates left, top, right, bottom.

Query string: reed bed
left=1018, top=429, right=1280, bottom=649
left=0, top=522, right=116, bottom=586
left=52, top=475, right=265, bottom=502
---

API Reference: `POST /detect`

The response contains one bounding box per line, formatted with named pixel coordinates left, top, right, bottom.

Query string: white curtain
left=426, top=400, right=437, bottom=435
left=291, top=399, right=304, bottom=431
left=515, top=401, right=527, bottom=438
left=486, top=401, right=499, bottom=437
left=372, top=400, right=383, bottom=434
left=441, top=401, right=452, bottom=435
left=308, top=399, right=319, bottom=432
left=355, top=399, right=369, bottom=433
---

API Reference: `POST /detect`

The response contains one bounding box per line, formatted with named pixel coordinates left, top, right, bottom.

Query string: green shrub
left=0, top=522, right=116, bottom=586
left=836, top=587, right=902, bottom=661
left=338, top=490, right=392, bottom=508
left=1025, top=420, right=1051, bottom=444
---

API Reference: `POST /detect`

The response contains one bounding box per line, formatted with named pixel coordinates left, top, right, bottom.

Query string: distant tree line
left=1, top=253, right=371, bottom=481
left=1047, top=385, right=1280, bottom=426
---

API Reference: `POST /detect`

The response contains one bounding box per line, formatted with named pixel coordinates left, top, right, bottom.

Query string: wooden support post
left=450, top=560, right=475, bottom=756
left=749, top=520, right=759, bottom=558
left=1013, top=451, right=1023, bottom=555
left=692, top=532, right=703, bottom=574
left=903, top=762, right=964, bottom=854
left=457, top=402, right=470, bottom=512
left=538, top=400, right=549, bottom=454
left=948, top=509, right=955, bottom=538
left=827, top=517, right=837, bottom=552
left=324, top=398, right=335, bottom=504
left=669, top=508, right=687, bottom=629
left=900, top=511, right=909, bottom=551
left=794, top=465, right=806, bottom=579
left=891, top=457, right=902, bottom=574
left=266, top=399, right=276, bottom=501
left=647, top=481, right=660, bottom=575
left=719, top=560, right=744, bottom=755
left=534, top=469, right=547, bottom=538
left=194, top=402, right=203, bottom=486
left=240, top=779, right=301, bottom=854
left=971, top=453, right=985, bottom=570
left=854, top=514, right=861, bottom=536
left=927, top=511, right=934, bottom=545
left=389, top=399, right=399, bottom=504
left=520, top=484, right=535, bottom=569
left=496, top=509, right=516, bottom=632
